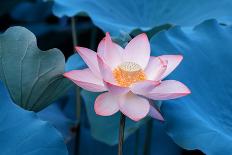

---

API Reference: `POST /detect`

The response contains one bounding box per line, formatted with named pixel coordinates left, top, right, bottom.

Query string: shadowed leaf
left=150, top=19, right=232, bottom=154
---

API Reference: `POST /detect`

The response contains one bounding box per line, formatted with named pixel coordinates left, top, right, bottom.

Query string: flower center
left=113, top=62, right=146, bottom=87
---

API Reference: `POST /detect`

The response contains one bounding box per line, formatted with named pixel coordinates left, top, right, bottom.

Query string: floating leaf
left=51, top=0, right=232, bottom=36
left=150, top=19, right=232, bottom=154
left=149, top=120, right=182, bottom=155
left=0, top=26, right=72, bottom=111
left=38, top=103, right=76, bottom=143
left=0, top=82, right=68, bottom=155
left=81, top=90, right=148, bottom=145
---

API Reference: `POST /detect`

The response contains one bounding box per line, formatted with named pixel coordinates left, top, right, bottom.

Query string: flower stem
left=71, top=16, right=81, bottom=155
left=71, top=16, right=81, bottom=121
left=143, top=119, right=153, bottom=155
left=71, top=17, right=78, bottom=48
left=118, top=113, right=126, bottom=155
left=134, top=129, right=140, bottom=155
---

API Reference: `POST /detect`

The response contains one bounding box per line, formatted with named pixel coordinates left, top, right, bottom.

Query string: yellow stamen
left=113, top=62, right=146, bottom=87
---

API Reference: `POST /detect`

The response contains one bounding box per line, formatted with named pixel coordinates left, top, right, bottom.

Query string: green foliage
left=0, top=26, right=72, bottom=112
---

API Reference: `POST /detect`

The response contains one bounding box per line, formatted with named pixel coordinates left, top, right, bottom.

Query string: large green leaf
left=150, top=19, right=232, bottom=154
left=0, top=81, right=68, bottom=155
left=0, top=26, right=72, bottom=112
left=50, top=0, right=232, bottom=36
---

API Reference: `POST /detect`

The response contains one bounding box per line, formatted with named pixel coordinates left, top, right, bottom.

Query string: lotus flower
left=64, top=33, right=190, bottom=121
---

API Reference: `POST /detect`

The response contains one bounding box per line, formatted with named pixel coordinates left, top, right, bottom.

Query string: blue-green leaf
left=150, top=19, right=232, bottom=154
left=38, top=103, right=76, bottom=142
left=0, top=82, right=68, bottom=155
left=50, top=0, right=232, bottom=36
left=0, top=26, right=72, bottom=112
left=65, top=53, right=86, bottom=72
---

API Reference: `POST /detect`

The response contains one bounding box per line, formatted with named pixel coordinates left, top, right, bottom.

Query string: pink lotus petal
left=75, top=46, right=101, bottom=78
left=94, top=92, right=119, bottom=116
left=97, top=32, right=123, bottom=69
left=146, top=80, right=191, bottom=100
left=97, top=55, right=115, bottom=84
left=63, top=69, right=106, bottom=92
left=131, top=80, right=160, bottom=96
left=104, top=80, right=130, bottom=95
left=148, top=105, right=164, bottom=121
left=159, top=55, right=183, bottom=79
left=124, top=33, right=150, bottom=69
left=119, top=93, right=150, bottom=121
left=145, top=56, right=168, bottom=81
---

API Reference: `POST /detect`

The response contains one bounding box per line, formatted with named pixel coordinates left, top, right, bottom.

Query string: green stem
left=118, top=113, right=126, bottom=155
left=71, top=16, right=81, bottom=120
left=71, top=17, right=78, bottom=48
left=71, top=16, right=81, bottom=155
left=134, top=129, right=140, bottom=155
left=143, top=119, right=153, bottom=155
